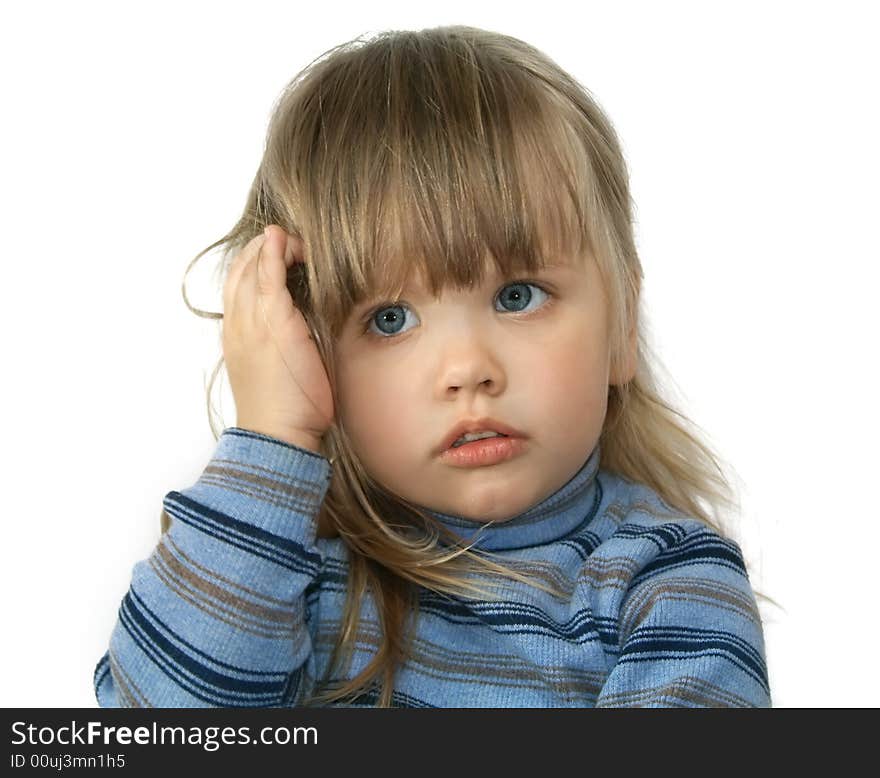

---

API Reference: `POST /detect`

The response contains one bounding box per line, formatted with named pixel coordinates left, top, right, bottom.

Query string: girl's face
left=333, top=253, right=631, bottom=523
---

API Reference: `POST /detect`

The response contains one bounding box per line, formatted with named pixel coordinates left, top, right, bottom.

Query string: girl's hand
left=222, top=225, right=334, bottom=452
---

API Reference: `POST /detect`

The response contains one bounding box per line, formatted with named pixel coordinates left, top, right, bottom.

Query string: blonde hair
left=167, top=25, right=777, bottom=707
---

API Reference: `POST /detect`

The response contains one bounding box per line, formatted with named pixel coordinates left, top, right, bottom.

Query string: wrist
left=279, top=432, right=325, bottom=455
left=235, top=422, right=325, bottom=455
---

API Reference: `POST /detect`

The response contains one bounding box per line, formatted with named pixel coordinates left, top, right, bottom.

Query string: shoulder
left=596, top=471, right=746, bottom=572
left=591, top=471, right=755, bottom=618
left=589, top=473, right=770, bottom=706
left=595, top=469, right=764, bottom=645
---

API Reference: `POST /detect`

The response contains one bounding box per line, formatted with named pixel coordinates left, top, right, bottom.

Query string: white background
left=2, top=0, right=877, bottom=707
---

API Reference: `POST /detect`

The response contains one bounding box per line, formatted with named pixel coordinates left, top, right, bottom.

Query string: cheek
left=524, top=329, right=610, bottom=428
left=334, top=355, right=418, bottom=465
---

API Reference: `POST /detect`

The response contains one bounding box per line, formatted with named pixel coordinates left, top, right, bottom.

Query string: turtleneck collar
left=421, top=442, right=603, bottom=552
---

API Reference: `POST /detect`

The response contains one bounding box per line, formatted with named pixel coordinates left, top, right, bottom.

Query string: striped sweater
left=93, top=427, right=771, bottom=707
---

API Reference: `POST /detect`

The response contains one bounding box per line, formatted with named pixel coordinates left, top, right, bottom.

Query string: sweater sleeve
left=595, top=526, right=771, bottom=708
left=93, top=427, right=334, bottom=707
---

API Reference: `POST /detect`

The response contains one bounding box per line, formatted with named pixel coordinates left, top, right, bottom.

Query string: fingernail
left=263, top=226, right=271, bottom=240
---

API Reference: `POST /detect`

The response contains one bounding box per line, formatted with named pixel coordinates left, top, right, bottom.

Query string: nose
left=436, top=336, right=506, bottom=399
left=448, top=377, right=495, bottom=395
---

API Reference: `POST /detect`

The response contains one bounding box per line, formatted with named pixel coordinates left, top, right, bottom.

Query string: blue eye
left=367, top=304, right=416, bottom=338
left=363, top=281, right=551, bottom=340
left=495, top=281, right=548, bottom=313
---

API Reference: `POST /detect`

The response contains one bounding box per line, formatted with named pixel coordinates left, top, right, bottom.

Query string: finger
left=256, top=227, right=291, bottom=295
left=223, top=231, right=266, bottom=319
left=237, top=227, right=298, bottom=331
left=283, top=233, right=306, bottom=268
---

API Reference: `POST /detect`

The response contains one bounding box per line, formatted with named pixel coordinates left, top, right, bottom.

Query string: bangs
left=350, top=100, right=592, bottom=304
left=366, top=104, right=594, bottom=306
left=292, top=30, right=600, bottom=330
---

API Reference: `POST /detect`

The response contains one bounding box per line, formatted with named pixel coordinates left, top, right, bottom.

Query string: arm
left=595, top=527, right=771, bottom=708
left=93, top=427, right=333, bottom=707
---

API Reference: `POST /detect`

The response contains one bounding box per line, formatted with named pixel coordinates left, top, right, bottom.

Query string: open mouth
left=450, top=433, right=509, bottom=448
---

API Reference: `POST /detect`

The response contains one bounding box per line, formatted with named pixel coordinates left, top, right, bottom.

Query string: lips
left=437, top=416, right=527, bottom=455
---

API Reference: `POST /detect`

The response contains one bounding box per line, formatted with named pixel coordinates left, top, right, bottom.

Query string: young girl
left=94, top=25, right=771, bottom=707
